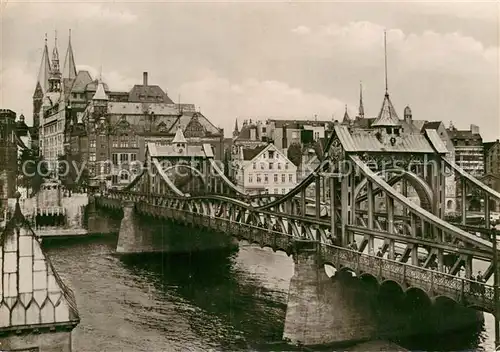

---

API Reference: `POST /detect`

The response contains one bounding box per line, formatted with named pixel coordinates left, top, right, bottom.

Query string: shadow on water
left=118, top=248, right=289, bottom=351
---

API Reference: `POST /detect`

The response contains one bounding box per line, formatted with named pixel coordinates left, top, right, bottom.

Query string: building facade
left=0, top=109, right=19, bottom=207
left=447, top=124, right=484, bottom=177
left=233, top=144, right=297, bottom=195
left=34, top=32, right=224, bottom=186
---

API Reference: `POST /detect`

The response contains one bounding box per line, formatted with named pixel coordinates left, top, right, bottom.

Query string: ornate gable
left=113, top=115, right=134, bottom=135
left=184, top=113, right=206, bottom=138
left=157, top=121, right=168, bottom=133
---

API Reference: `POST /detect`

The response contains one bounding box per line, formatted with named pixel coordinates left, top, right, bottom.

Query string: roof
left=0, top=197, right=79, bottom=333
left=334, top=124, right=438, bottom=153
left=62, top=36, right=77, bottom=80
left=172, top=128, right=187, bottom=143
left=342, top=108, right=351, bottom=123
left=146, top=142, right=209, bottom=159
left=242, top=145, right=267, bottom=160
left=424, top=129, right=448, bottom=154
left=269, top=119, right=331, bottom=128
left=371, top=93, right=401, bottom=127
left=70, top=71, right=93, bottom=92
left=36, top=41, right=51, bottom=94
left=422, top=121, right=442, bottom=130
left=484, top=140, right=500, bottom=153
left=93, top=81, right=109, bottom=100
left=85, top=80, right=109, bottom=92
left=128, top=85, right=174, bottom=104
left=447, top=128, right=482, bottom=140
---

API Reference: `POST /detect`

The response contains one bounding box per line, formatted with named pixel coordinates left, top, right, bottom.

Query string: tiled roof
left=334, top=124, right=436, bottom=153
left=85, top=80, right=109, bottom=92
left=146, top=142, right=208, bottom=158
left=0, top=199, right=79, bottom=333
left=70, top=71, right=93, bottom=92
left=424, top=129, right=448, bottom=154
left=270, top=119, right=330, bottom=128
left=128, top=85, right=174, bottom=104
left=371, top=93, right=401, bottom=127
left=422, top=121, right=442, bottom=130
left=242, top=145, right=267, bottom=160
left=107, top=102, right=180, bottom=116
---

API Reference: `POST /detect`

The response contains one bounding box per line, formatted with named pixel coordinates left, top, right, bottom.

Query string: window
left=120, top=172, right=129, bottom=181
left=282, top=188, right=286, bottom=194
left=90, top=139, right=96, bottom=148
left=281, top=174, right=285, bottom=183
left=269, top=162, right=273, bottom=169
left=289, top=174, right=293, bottom=182
left=120, top=154, right=129, bottom=162
left=268, top=151, right=275, bottom=158
left=274, top=174, right=278, bottom=182
left=120, top=135, right=128, bottom=148
left=314, top=132, right=320, bottom=140
left=253, top=163, right=256, bottom=169
left=112, top=175, right=118, bottom=184
left=249, top=174, right=253, bottom=183
left=112, top=137, right=118, bottom=148
left=112, top=153, right=118, bottom=165
left=264, top=174, right=268, bottom=183
left=131, top=153, right=137, bottom=161
left=260, top=163, right=264, bottom=170
left=274, top=188, right=278, bottom=194
left=130, top=136, right=137, bottom=148
left=285, top=163, right=289, bottom=170
left=89, top=153, right=96, bottom=162
left=257, top=174, right=262, bottom=183
left=277, top=163, right=281, bottom=170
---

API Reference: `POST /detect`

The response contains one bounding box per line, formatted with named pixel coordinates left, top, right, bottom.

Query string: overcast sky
left=1, top=1, right=499, bottom=140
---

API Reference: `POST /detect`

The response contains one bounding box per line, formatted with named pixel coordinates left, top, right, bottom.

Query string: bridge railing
left=132, top=199, right=496, bottom=313
left=321, top=243, right=495, bottom=311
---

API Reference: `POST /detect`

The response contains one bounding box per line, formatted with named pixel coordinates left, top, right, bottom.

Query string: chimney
left=143, top=72, right=148, bottom=86
left=470, top=124, right=479, bottom=134
left=250, top=128, right=256, bottom=141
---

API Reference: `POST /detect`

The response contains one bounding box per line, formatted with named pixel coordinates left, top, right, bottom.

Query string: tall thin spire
left=384, top=30, right=388, bottom=94
left=36, top=33, right=51, bottom=94
left=358, top=81, right=365, bottom=118
left=63, top=28, right=77, bottom=79
left=51, top=29, right=60, bottom=74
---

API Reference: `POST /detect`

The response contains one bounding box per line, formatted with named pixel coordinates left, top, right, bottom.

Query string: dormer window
left=386, top=127, right=392, bottom=134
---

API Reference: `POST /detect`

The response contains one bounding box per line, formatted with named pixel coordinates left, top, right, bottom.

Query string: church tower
left=62, top=29, right=77, bottom=99
left=33, top=34, right=51, bottom=133
left=48, top=31, right=62, bottom=93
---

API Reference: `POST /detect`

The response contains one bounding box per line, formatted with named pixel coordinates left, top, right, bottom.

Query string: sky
left=0, top=1, right=499, bottom=140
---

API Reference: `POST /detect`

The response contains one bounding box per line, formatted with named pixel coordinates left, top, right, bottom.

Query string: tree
left=57, top=152, right=88, bottom=196
left=18, top=146, right=49, bottom=197
left=287, top=143, right=303, bottom=167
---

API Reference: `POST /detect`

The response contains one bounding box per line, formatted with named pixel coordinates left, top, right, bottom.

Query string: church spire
left=51, top=30, right=60, bottom=74
left=384, top=29, right=388, bottom=95
left=35, top=33, right=51, bottom=94
left=358, top=81, right=364, bottom=119
left=62, top=29, right=77, bottom=79
left=342, top=104, right=351, bottom=124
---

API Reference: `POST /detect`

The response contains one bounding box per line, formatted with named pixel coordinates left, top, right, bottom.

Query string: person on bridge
left=376, top=247, right=383, bottom=257
left=350, top=241, right=358, bottom=251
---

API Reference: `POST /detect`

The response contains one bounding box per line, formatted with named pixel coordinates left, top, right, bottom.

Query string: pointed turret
left=342, top=105, right=351, bottom=124
left=371, top=93, right=400, bottom=127
left=233, top=119, right=239, bottom=137
left=358, top=81, right=364, bottom=119
left=172, top=127, right=187, bottom=144
left=48, top=31, right=62, bottom=92
left=92, top=81, right=109, bottom=101
left=63, top=29, right=77, bottom=80
left=35, top=34, right=51, bottom=95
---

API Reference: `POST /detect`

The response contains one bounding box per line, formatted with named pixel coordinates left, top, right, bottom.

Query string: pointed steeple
left=371, top=94, right=400, bottom=127
left=172, top=127, right=187, bottom=144
left=92, top=80, right=109, bottom=101
left=51, top=30, right=60, bottom=74
left=233, top=119, right=239, bottom=137
left=371, top=30, right=400, bottom=128
left=358, top=81, right=364, bottom=119
left=342, top=104, right=351, bottom=123
left=62, top=29, right=77, bottom=80
left=35, top=34, right=51, bottom=94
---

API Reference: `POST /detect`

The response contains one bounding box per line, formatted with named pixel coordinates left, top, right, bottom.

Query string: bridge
left=90, top=124, right=500, bottom=347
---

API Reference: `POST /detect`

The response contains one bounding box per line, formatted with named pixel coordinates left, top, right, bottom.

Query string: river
left=42, top=234, right=494, bottom=351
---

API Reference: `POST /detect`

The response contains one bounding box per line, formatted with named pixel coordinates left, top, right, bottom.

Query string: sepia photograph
left=0, top=1, right=499, bottom=351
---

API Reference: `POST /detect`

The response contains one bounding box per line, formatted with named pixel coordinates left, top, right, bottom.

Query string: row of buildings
left=226, top=87, right=500, bottom=213
left=33, top=32, right=224, bottom=186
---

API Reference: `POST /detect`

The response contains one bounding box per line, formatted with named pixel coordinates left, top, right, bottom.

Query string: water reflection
left=118, top=248, right=287, bottom=351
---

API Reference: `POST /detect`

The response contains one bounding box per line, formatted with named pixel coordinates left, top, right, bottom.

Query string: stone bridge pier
left=116, top=201, right=236, bottom=254
left=85, top=196, right=122, bottom=235
left=283, top=240, right=484, bottom=348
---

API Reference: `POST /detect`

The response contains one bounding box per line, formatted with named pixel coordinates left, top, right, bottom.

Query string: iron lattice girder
left=95, top=192, right=496, bottom=313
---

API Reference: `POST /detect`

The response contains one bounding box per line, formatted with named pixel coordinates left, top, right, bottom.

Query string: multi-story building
left=0, top=109, right=19, bottom=206
left=483, top=139, right=500, bottom=211
left=421, top=120, right=457, bottom=214
left=447, top=124, right=484, bottom=177
left=233, top=144, right=297, bottom=195
left=34, top=32, right=224, bottom=186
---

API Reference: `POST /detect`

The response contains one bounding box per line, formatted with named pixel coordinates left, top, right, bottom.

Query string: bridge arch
left=354, top=169, right=434, bottom=213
